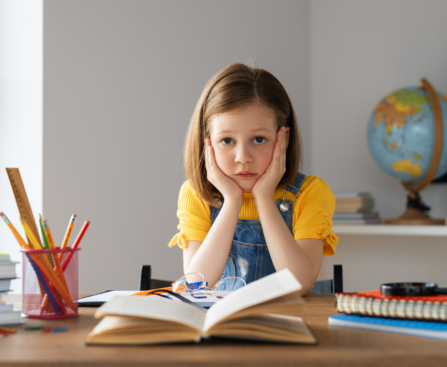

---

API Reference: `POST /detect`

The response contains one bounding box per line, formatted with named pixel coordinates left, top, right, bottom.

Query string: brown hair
left=184, top=63, right=302, bottom=206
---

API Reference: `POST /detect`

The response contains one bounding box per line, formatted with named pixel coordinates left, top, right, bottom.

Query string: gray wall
left=311, top=0, right=447, bottom=291
left=43, top=0, right=311, bottom=292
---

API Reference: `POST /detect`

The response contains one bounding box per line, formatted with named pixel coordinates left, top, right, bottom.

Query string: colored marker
left=25, top=326, right=46, bottom=331
left=50, top=327, right=69, bottom=333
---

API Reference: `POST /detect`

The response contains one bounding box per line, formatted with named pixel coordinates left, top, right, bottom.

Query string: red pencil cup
left=20, top=247, right=80, bottom=319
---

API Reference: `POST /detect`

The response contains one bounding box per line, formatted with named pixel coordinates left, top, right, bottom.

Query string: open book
left=86, top=269, right=316, bottom=345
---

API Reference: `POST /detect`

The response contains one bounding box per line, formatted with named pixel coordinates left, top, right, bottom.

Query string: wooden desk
left=1, top=294, right=447, bottom=366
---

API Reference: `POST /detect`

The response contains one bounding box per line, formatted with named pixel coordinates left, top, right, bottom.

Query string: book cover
left=0, top=261, right=18, bottom=279
left=329, top=314, right=447, bottom=340
left=336, top=290, right=447, bottom=321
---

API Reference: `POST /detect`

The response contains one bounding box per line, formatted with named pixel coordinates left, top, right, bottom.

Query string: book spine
left=335, top=294, right=447, bottom=321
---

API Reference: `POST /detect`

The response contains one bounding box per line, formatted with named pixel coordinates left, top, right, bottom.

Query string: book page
left=94, top=295, right=206, bottom=331
left=203, top=268, right=302, bottom=332
left=206, top=314, right=316, bottom=344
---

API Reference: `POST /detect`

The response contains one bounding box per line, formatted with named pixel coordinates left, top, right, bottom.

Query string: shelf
left=332, top=225, right=447, bottom=237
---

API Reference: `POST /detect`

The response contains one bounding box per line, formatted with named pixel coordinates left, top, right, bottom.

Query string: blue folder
left=329, top=314, right=447, bottom=340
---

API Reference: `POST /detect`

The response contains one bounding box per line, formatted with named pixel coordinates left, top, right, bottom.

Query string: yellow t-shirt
left=169, top=175, right=338, bottom=256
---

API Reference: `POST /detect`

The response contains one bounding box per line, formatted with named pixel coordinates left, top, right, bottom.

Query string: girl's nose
left=234, top=144, right=253, bottom=165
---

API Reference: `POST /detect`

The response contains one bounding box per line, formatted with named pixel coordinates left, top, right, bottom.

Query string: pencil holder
left=20, top=247, right=80, bottom=319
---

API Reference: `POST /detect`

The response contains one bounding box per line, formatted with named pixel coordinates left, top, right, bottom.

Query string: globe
left=367, top=84, right=447, bottom=185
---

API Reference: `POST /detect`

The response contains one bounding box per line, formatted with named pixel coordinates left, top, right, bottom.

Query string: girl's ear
left=284, top=127, right=291, bottom=148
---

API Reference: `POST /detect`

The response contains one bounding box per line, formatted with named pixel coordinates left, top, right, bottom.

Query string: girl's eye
left=254, top=137, right=266, bottom=145
left=222, top=138, right=233, bottom=146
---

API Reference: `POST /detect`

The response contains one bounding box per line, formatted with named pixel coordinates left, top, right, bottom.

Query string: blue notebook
left=329, top=314, right=447, bottom=340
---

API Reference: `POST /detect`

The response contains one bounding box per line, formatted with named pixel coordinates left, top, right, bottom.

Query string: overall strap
left=284, top=172, right=306, bottom=195
left=277, top=172, right=306, bottom=216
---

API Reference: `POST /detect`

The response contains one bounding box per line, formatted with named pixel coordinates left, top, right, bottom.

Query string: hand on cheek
left=252, top=127, right=287, bottom=200
left=205, top=139, right=244, bottom=203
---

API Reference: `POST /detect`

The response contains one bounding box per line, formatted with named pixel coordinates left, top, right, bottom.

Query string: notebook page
left=203, top=268, right=302, bottom=332
left=95, top=295, right=206, bottom=331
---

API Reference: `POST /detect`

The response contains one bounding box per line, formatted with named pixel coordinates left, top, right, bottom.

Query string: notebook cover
left=338, top=289, right=447, bottom=302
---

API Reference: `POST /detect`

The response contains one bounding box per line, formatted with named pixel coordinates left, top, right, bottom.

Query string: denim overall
left=210, top=173, right=306, bottom=286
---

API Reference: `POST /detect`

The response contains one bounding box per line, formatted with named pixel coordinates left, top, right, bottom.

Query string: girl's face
left=209, top=103, right=289, bottom=192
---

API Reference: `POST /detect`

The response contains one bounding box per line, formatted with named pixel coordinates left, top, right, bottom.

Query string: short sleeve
left=168, top=181, right=211, bottom=249
left=293, top=176, right=339, bottom=255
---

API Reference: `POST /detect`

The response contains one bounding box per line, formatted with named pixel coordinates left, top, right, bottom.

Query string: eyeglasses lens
left=172, top=273, right=204, bottom=293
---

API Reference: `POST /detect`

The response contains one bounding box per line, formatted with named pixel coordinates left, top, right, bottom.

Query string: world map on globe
left=367, top=86, right=447, bottom=184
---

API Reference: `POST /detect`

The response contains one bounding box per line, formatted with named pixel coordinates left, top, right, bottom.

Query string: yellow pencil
left=61, top=214, right=77, bottom=249
left=59, top=214, right=76, bottom=261
left=42, top=219, right=56, bottom=249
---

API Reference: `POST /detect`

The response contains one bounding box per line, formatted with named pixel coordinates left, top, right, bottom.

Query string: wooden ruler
left=5, top=168, right=42, bottom=247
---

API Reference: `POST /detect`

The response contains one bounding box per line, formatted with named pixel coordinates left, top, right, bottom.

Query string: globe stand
left=384, top=191, right=445, bottom=225
left=384, top=78, right=445, bottom=226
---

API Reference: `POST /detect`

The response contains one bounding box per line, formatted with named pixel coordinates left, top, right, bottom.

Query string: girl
left=169, top=63, right=338, bottom=294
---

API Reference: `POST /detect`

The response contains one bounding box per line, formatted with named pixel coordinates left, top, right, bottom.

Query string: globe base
left=385, top=208, right=445, bottom=225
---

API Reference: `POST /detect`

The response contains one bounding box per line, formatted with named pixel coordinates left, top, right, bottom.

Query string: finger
left=209, top=146, right=218, bottom=170
left=273, top=140, right=282, bottom=165
left=281, top=128, right=286, bottom=168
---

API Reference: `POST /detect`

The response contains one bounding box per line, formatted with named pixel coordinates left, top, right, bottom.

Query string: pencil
left=62, top=220, right=90, bottom=271
left=0, top=213, right=30, bottom=249
left=39, top=214, right=54, bottom=267
left=61, top=214, right=77, bottom=250
left=42, top=219, right=56, bottom=249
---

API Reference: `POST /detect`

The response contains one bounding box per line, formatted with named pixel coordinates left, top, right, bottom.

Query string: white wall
left=43, top=0, right=311, bottom=293
left=3, top=0, right=446, bottom=294
left=311, top=0, right=447, bottom=291
left=0, top=0, right=43, bottom=292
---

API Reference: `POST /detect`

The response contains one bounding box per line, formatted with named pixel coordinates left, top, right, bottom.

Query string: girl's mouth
left=234, top=171, right=257, bottom=179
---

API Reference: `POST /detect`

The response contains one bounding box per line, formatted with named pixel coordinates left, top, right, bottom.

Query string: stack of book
left=333, top=192, right=381, bottom=224
left=0, top=254, right=22, bottom=326
left=329, top=290, right=447, bottom=339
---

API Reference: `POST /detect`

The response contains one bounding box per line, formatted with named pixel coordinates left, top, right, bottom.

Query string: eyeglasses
left=172, top=272, right=246, bottom=299
left=144, top=272, right=246, bottom=311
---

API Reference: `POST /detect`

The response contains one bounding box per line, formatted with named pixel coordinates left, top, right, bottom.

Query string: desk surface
left=1, top=294, right=447, bottom=366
